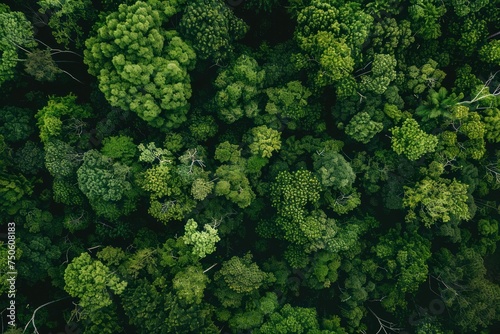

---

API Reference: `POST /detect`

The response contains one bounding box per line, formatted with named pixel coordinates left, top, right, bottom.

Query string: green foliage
left=482, top=108, right=500, bottom=142
left=101, top=135, right=137, bottom=164
left=3, top=0, right=500, bottom=332
left=0, top=8, right=36, bottom=86
left=17, top=235, right=61, bottom=282
left=179, top=0, right=248, bottom=61
left=188, top=114, right=218, bottom=142
left=214, top=55, right=265, bottom=123
left=431, top=247, right=500, bottom=332
left=138, top=141, right=173, bottom=166
left=0, top=171, right=33, bottom=216
left=0, top=106, right=35, bottom=142
left=446, top=0, right=489, bottom=16
left=38, top=0, right=95, bottom=48
left=248, top=125, right=281, bottom=158
left=449, top=17, right=488, bottom=57
left=313, top=150, right=355, bottom=190
left=256, top=303, right=337, bottom=334
left=214, top=141, right=241, bottom=164
left=345, top=112, right=383, bottom=144
left=479, top=40, right=500, bottom=65
left=14, top=141, right=44, bottom=175
left=264, top=80, right=312, bottom=129
left=216, top=253, right=269, bottom=294
left=215, top=164, right=255, bottom=208
left=64, top=252, right=127, bottom=313
left=390, top=118, right=438, bottom=161
left=406, top=59, right=446, bottom=95
left=270, top=169, right=324, bottom=243
left=53, top=177, right=85, bottom=205
left=408, top=0, right=446, bottom=40
left=294, top=0, right=372, bottom=87
left=84, top=1, right=196, bottom=129
left=183, top=219, right=220, bottom=259
left=77, top=149, right=137, bottom=220
left=24, top=49, right=62, bottom=82
left=403, top=177, right=470, bottom=227
left=190, top=177, right=213, bottom=200
left=372, top=226, right=432, bottom=311
left=361, top=54, right=397, bottom=94
left=368, top=18, right=414, bottom=55
left=173, top=266, right=210, bottom=305
left=44, top=139, right=81, bottom=178
left=36, top=94, right=92, bottom=144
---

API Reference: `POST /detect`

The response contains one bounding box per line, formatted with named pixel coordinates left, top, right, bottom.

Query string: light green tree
left=390, top=118, right=438, bottom=161
left=84, top=1, right=196, bottom=130
left=0, top=6, right=36, bottom=86
left=183, top=218, right=220, bottom=259
left=403, top=177, right=470, bottom=227
left=248, top=125, right=282, bottom=158
left=64, top=252, right=127, bottom=313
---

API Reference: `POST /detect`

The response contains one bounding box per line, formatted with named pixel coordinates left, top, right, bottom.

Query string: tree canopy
left=2, top=1, right=500, bottom=333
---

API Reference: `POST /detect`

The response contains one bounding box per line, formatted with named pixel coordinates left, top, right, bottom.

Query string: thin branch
left=457, top=70, right=500, bottom=105
left=203, top=263, right=218, bottom=273
left=23, top=298, right=69, bottom=334
left=60, top=69, right=83, bottom=83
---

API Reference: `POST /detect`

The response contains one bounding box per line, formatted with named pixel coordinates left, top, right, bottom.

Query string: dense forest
left=1, top=0, right=500, bottom=333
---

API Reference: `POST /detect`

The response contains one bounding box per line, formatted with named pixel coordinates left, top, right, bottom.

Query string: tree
left=173, top=266, right=210, bottom=305
left=293, top=0, right=372, bottom=88
left=256, top=303, right=338, bottom=334
left=183, top=219, right=220, bottom=259
left=482, top=107, right=500, bottom=143
left=214, top=164, right=255, bottom=208
left=101, top=135, right=137, bottom=164
left=371, top=226, right=432, bottom=312
left=408, top=0, right=446, bottom=40
left=213, top=55, right=265, bottom=123
left=44, top=139, right=82, bottom=178
left=216, top=253, right=270, bottom=294
left=191, top=177, right=214, bottom=200
left=0, top=153, right=34, bottom=216
left=264, top=80, right=312, bottom=130
left=270, top=169, right=322, bottom=244
left=35, top=94, right=92, bottom=144
left=14, top=141, right=44, bottom=175
left=77, top=149, right=138, bottom=220
left=313, top=150, right=356, bottom=190
left=479, top=40, right=500, bottom=65
left=0, top=6, right=36, bottom=86
left=446, top=0, right=489, bottom=17
left=84, top=1, right=196, bottom=130
left=390, top=118, right=438, bottom=161
left=64, top=252, right=127, bottom=313
left=360, top=53, right=397, bottom=94
left=214, top=141, right=242, bottom=164
left=248, top=125, right=282, bottom=159
left=430, top=247, right=500, bottom=332
left=37, top=0, right=95, bottom=48
left=0, top=106, right=35, bottom=143
left=23, top=49, right=63, bottom=82
left=367, top=17, right=414, bottom=56
left=178, top=0, right=248, bottom=61
left=345, top=112, right=383, bottom=144
left=403, top=177, right=470, bottom=227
